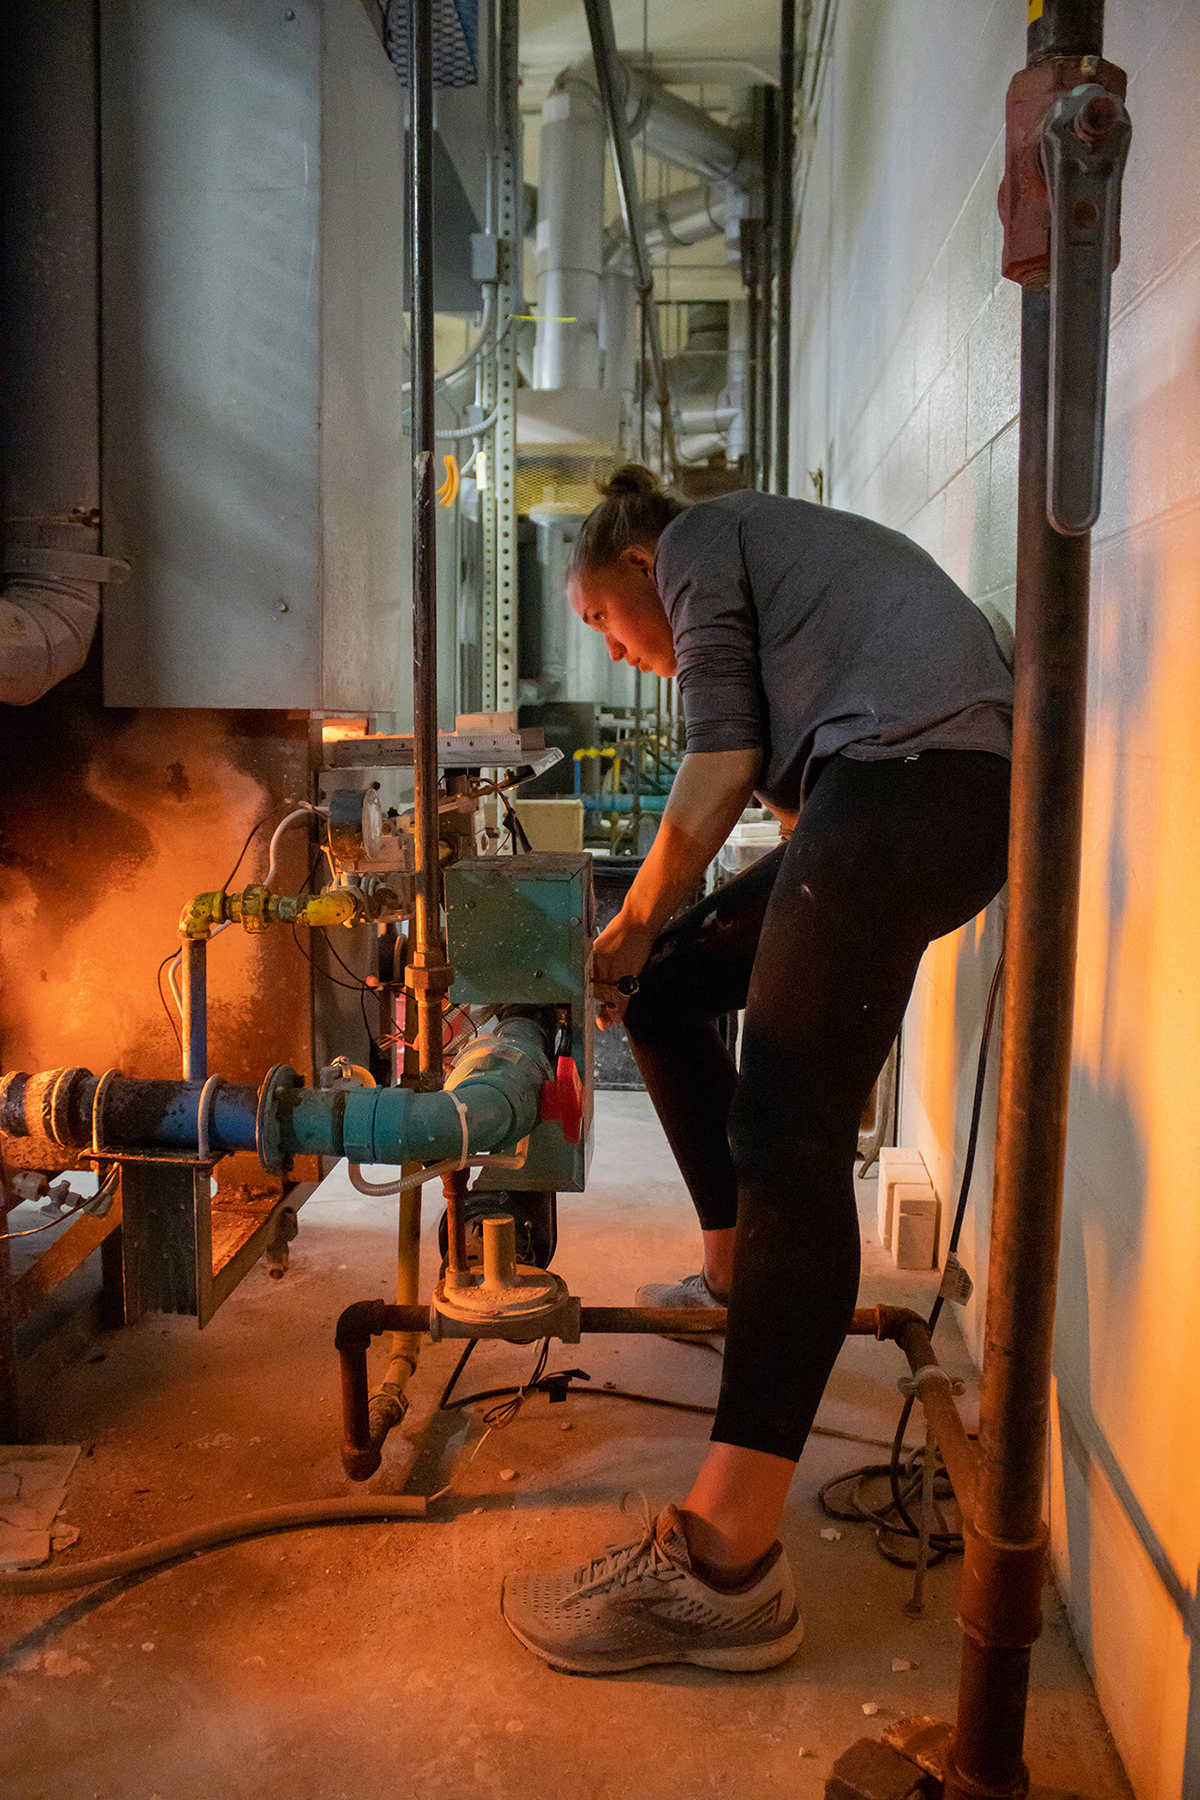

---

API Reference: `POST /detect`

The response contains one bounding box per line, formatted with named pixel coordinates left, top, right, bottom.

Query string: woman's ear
left=621, top=543, right=657, bottom=582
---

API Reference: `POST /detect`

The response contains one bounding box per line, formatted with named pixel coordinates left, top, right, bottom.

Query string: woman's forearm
left=618, top=749, right=761, bottom=935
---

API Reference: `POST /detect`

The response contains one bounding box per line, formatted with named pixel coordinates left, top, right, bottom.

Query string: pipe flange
left=256, top=1064, right=303, bottom=1174
left=431, top=1276, right=581, bottom=1344
left=90, top=1069, right=121, bottom=1157
left=45, top=1067, right=92, bottom=1147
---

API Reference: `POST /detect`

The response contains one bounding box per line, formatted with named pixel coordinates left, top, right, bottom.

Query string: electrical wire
left=0, top=1167, right=120, bottom=1242
left=434, top=1348, right=920, bottom=1451
left=218, top=808, right=280, bottom=896
left=156, top=953, right=184, bottom=1050
left=503, top=798, right=532, bottom=854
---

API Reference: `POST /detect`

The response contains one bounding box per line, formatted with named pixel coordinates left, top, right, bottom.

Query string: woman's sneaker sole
left=502, top=1604, right=804, bottom=1675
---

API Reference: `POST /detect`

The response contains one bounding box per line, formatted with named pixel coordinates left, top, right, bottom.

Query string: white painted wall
left=791, top=5, right=1200, bottom=1795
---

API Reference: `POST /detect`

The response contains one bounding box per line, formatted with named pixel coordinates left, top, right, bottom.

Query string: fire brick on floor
left=2, top=1092, right=1131, bottom=1800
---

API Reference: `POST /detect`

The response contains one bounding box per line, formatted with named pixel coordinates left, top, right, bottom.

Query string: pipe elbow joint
left=334, top=1299, right=389, bottom=1353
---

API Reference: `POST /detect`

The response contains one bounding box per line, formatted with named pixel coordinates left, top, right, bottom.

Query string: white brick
left=893, top=1187, right=941, bottom=1270
left=877, top=1146, right=929, bottom=1248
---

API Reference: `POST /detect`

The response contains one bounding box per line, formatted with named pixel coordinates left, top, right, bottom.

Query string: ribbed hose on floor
left=0, top=1496, right=428, bottom=1595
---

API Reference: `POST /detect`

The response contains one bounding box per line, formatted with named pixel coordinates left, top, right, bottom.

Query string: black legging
left=623, top=749, right=1011, bottom=1463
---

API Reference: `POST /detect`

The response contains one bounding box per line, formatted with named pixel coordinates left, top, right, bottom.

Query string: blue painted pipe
left=0, top=1018, right=552, bottom=1172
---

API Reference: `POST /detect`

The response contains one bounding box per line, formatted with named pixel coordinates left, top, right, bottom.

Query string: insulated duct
left=533, top=59, right=757, bottom=394
left=610, top=182, right=748, bottom=261
left=619, top=64, right=755, bottom=187
left=0, top=555, right=101, bottom=706
left=533, top=72, right=607, bottom=389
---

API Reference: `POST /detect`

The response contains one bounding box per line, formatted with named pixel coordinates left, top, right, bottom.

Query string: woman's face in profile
left=567, top=546, right=677, bottom=678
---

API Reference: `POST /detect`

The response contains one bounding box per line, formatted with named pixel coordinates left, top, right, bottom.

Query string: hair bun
left=599, top=463, right=661, bottom=499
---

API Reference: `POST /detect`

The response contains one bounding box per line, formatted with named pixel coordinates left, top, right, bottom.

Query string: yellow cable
left=436, top=454, right=460, bottom=508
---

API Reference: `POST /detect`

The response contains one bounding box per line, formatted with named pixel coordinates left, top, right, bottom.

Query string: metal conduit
left=405, top=0, right=452, bottom=1086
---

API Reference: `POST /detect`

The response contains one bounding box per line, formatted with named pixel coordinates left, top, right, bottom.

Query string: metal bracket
left=1041, top=83, right=1131, bottom=533
left=2, top=545, right=131, bottom=584
left=898, top=1363, right=966, bottom=1399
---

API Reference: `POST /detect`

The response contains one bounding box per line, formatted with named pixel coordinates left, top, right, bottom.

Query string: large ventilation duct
left=533, top=73, right=607, bottom=390
left=619, top=65, right=755, bottom=188
left=598, top=269, right=638, bottom=395
left=533, top=61, right=756, bottom=393
left=604, top=182, right=748, bottom=266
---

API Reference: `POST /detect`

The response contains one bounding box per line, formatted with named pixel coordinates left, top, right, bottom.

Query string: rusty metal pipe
left=407, top=0, right=451, bottom=1085
left=848, top=1306, right=981, bottom=1517
left=333, top=1301, right=984, bottom=1489
left=945, top=2, right=1120, bottom=1786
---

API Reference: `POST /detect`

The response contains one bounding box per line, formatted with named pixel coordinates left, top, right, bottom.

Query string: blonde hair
left=567, top=465, right=687, bottom=578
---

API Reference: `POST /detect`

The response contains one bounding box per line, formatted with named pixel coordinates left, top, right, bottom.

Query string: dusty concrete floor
left=3, top=1092, right=1131, bottom=1800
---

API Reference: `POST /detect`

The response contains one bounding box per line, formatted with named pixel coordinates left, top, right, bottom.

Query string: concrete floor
left=3, top=1092, right=1132, bottom=1800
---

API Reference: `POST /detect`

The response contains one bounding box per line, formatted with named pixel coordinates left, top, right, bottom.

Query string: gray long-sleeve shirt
left=654, top=490, right=1013, bottom=812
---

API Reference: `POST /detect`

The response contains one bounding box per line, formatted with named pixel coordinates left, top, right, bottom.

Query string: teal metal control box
left=445, top=854, right=593, bottom=1191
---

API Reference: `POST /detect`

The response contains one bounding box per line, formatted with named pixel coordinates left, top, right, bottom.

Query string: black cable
left=156, top=953, right=183, bottom=1050
left=503, top=798, right=532, bottom=854
left=437, top=1338, right=479, bottom=1411
left=927, top=945, right=1006, bottom=1335
left=218, top=808, right=280, bottom=896
left=288, top=925, right=365, bottom=993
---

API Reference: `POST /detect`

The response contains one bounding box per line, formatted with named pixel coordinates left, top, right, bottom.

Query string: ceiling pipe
left=618, top=63, right=758, bottom=187
left=580, top=0, right=676, bottom=473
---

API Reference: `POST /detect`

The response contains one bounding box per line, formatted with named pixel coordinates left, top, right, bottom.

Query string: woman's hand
left=592, top=912, right=657, bottom=1030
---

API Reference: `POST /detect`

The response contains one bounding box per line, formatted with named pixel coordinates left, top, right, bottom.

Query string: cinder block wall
left=791, top=5, right=1200, bottom=1795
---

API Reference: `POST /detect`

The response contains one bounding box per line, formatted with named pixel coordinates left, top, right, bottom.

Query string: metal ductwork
left=533, top=72, right=607, bottom=390
left=533, top=59, right=757, bottom=395
left=606, top=182, right=748, bottom=264
left=619, top=64, right=755, bottom=187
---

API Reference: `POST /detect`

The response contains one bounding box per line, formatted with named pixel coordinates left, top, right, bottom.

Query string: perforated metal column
left=481, top=0, right=519, bottom=712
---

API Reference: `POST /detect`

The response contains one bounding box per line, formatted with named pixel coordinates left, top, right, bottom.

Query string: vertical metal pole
left=774, top=0, right=795, bottom=494
left=181, top=937, right=207, bottom=1083
left=744, top=230, right=761, bottom=488
left=946, top=3, right=1111, bottom=1792
left=493, top=0, right=520, bottom=714
left=758, top=87, right=777, bottom=494
left=407, top=0, right=449, bottom=1084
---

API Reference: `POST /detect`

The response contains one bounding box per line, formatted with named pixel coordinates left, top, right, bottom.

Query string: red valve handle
left=540, top=1055, right=585, bottom=1144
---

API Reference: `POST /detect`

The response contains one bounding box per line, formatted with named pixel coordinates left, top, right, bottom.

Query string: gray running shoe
left=501, top=1503, right=803, bottom=1674
left=634, top=1270, right=727, bottom=1309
